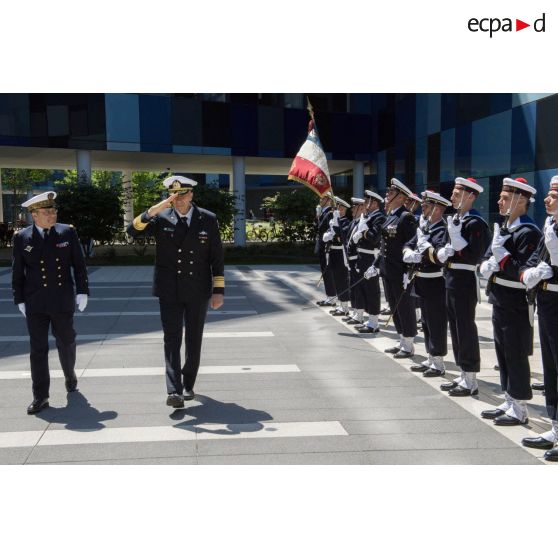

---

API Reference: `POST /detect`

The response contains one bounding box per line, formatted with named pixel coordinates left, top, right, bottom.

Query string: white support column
left=353, top=161, right=364, bottom=199
left=76, top=150, right=92, bottom=183
left=231, top=156, right=246, bottom=247
left=0, top=169, right=3, bottom=222
left=122, top=170, right=134, bottom=230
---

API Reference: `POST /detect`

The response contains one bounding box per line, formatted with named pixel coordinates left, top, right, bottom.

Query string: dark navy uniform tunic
left=377, top=205, right=418, bottom=338
left=316, top=206, right=336, bottom=298
left=127, top=205, right=224, bottom=394
left=521, top=218, right=558, bottom=419
left=329, top=216, right=351, bottom=303
left=404, top=219, right=448, bottom=357
left=485, top=215, right=541, bottom=401
left=443, top=211, right=490, bottom=372
left=346, top=218, right=361, bottom=311
left=12, top=223, right=89, bottom=400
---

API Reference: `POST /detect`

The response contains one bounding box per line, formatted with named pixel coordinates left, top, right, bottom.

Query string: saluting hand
left=148, top=193, right=180, bottom=217
left=211, top=294, right=224, bottom=310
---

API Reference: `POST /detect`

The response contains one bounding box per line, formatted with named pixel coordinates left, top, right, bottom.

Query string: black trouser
left=349, top=259, right=360, bottom=309
left=318, top=245, right=336, bottom=297
left=446, top=288, right=480, bottom=372
left=492, top=304, right=532, bottom=401
left=358, top=254, right=380, bottom=315
left=159, top=297, right=209, bottom=394
left=383, top=272, right=417, bottom=338
left=26, top=311, right=76, bottom=400
left=539, top=306, right=558, bottom=420
left=330, top=249, right=350, bottom=302
left=419, top=291, right=447, bottom=357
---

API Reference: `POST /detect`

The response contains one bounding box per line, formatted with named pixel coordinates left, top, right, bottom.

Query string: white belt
left=348, top=255, right=358, bottom=261
left=357, top=248, right=379, bottom=256
left=448, top=263, right=477, bottom=272
left=330, top=245, right=344, bottom=250
left=416, top=271, right=443, bottom=279
left=542, top=282, right=558, bottom=292
left=493, top=277, right=526, bottom=290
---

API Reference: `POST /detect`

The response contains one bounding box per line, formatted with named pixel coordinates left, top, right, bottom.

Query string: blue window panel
left=440, top=128, right=455, bottom=182
left=535, top=94, right=558, bottom=170
left=172, top=145, right=203, bottom=155
left=258, top=106, right=284, bottom=156
left=471, top=111, right=512, bottom=177
left=201, top=146, right=231, bottom=156
left=415, top=136, right=427, bottom=187
left=415, top=94, right=428, bottom=140
left=47, top=105, right=69, bottom=137
left=490, top=93, right=512, bottom=115
left=441, top=94, right=457, bottom=131
left=349, top=94, right=372, bottom=114
left=511, top=103, right=536, bottom=174
left=454, top=123, right=472, bottom=176
left=512, top=93, right=553, bottom=107
left=105, top=94, right=140, bottom=146
left=139, top=95, right=172, bottom=152
left=284, top=108, right=309, bottom=157
left=0, top=93, right=30, bottom=137
left=426, top=94, right=441, bottom=136
left=395, top=94, right=415, bottom=145
left=108, top=141, right=140, bottom=152
left=474, top=176, right=491, bottom=223
left=377, top=150, right=387, bottom=194
left=231, top=104, right=257, bottom=156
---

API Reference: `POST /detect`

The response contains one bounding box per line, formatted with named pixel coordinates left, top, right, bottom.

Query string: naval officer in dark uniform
left=127, top=175, right=225, bottom=409
left=366, top=178, right=418, bottom=358
left=12, top=191, right=89, bottom=414
left=315, top=195, right=337, bottom=306
left=520, top=176, right=558, bottom=459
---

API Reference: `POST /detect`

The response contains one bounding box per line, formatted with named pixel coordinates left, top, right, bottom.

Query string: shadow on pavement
left=35, top=391, right=118, bottom=431
left=171, top=395, right=273, bottom=436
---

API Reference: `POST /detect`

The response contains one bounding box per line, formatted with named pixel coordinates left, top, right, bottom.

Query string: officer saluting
left=437, top=177, right=490, bottom=397
left=520, top=176, right=558, bottom=458
left=479, top=177, right=540, bottom=425
left=127, top=176, right=225, bottom=409
left=403, top=190, right=451, bottom=377
left=12, top=191, right=89, bottom=414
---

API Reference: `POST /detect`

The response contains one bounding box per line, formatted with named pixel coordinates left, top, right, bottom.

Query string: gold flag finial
left=306, top=96, right=314, bottom=121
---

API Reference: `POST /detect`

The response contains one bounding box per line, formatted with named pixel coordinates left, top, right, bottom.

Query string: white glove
left=402, top=272, right=411, bottom=290
left=416, top=227, right=430, bottom=243
left=436, top=243, right=455, bottom=264
left=18, top=303, right=26, bottom=317
left=447, top=218, right=468, bottom=251
left=403, top=248, right=422, bottom=264
left=332, top=210, right=340, bottom=226
left=352, top=231, right=363, bottom=244
left=315, top=205, right=321, bottom=218
left=419, top=214, right=428, bottom=230
left=479, top=256, right=500, bottom=280
left=364, top=265, right=378, bottom=280
left=322, top=230, right=334, bottom=243
left=357, top=216, right=368, bottom=233
left=416, top=236, right=433, bottom=254
left=491, top=223, right=511, bottom=263
left=522, top=261, right=553, bottom=289
left=76, top=294, right=88, bottom=312
left=544, top=220, right=558, bottom=266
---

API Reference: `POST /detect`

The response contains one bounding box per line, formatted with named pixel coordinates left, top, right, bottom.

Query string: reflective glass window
left=471, top=111, right=512, bottom=177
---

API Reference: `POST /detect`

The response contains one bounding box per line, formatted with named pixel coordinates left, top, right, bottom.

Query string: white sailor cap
left=163, top=175, right=198, bottom=192
left=351, top=197, right=365, bottom=205
left=389, top=178, right=412, bottom=197
left=408, top=192, right=422, bottom=204
left=21, top=191, right=57, bottom=211
left=502, top=177, right=536, bottom=197
left=364, top=190, right=384, bottom=204
left=334, top=196, right=351, bottom=209
left=455, top=177, right=483, bottom=194
left=421, top=190, right=451, bottom=207
left=550, top=176, right=558, bottom=190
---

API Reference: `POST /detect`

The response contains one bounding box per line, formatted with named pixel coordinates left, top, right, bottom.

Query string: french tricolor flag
left=288, top=119, right=332, bottom=197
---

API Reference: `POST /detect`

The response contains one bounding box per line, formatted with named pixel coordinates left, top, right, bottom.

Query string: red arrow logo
left=516, top=19, right=530, bottom=31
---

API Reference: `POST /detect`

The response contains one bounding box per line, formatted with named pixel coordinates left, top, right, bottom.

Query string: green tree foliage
left=55, top=171, right=124, bottom=255
left=131, top=172, right=165, bottom=213
left=261, top=187, right=318, bottom=242
left=193, top=185, right=236, bottom=229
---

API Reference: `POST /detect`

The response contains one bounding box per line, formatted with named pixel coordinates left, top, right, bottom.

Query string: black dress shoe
left=393, top=350, right=414, bottom=359
left=357, top=326, right=380, bottom=333
left=532, top=382, right=545, bottom=391
left=341, top=315, right=353, bottom=322
left=493, top=364, right=500, bottom=371
left=65, top=374, right=78, bottom=393
left=410, top=364, right=429, bottom=372
left=184, top=390, right=195, bottom=401
left=346, top=318, right=363, bottom=325
left=380, top=307, right=391, bottom=315
left=440, top=381, right=458, bottom=392
left=423, top=369, right=445, bottom=378
left=166, top=393, right=184, bottom=408
left=316, top=300, right=336, bottom=307
left=544, top=448, right=558, bottom=461
left=448, top=385, right=479, bottom=397
left=384, top=345, right=401, bottom=354
left=522, top=436, right=555, bottom=450
left=27, top=398, right=49, bottom=415
left=330, top=309, right=347, bottom=316
left=480, top=408, right=505, bottom=420
left=494, top=414, right=528, bottom=426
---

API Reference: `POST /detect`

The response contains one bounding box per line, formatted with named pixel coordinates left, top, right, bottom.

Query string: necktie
left=43, top=228, right=50, bottom=240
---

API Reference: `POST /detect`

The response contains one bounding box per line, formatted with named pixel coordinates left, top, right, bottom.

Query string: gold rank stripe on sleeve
left=133, top=215, right=148, bottom=231
left=213, top=276, right=225, bottom=288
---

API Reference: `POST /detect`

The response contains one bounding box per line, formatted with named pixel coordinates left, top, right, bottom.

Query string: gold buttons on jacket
left=58, top=283, right=62, bottom=286
left=178, top=270, right=182, bottom=274
left=178, top=249, right=182, bottom=253
left=177, top=259, right=182, bottom=263
left=43, top=283, right=47, bottom=287
left=190, top=260, right=193, bottom=264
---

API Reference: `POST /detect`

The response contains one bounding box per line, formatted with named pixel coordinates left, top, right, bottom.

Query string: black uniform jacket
left=444, top=210, right=490, bottom=290
left=127, top=205, right=225, bottom=302
left=12, top=223, right=89, bottom=314
left=317, top=206, right=333, bottom=248
left=404, top=218, right=447, bottom=298
left=485, top=215, right=541, bottom=309
left=378, top=205, right=417, bottom=277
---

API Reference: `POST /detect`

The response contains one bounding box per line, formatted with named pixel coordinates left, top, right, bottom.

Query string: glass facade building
left=1, top=93, right=557, bottom=224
